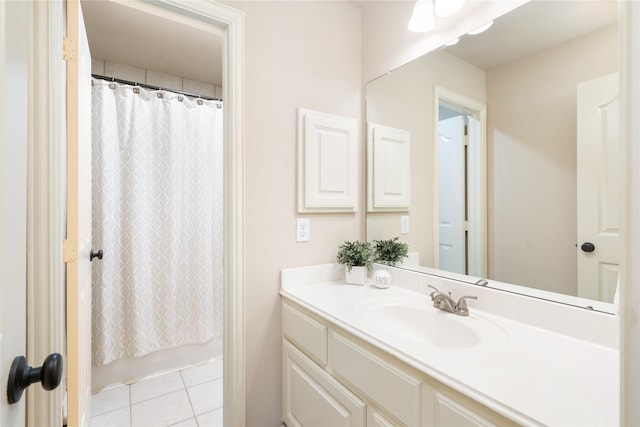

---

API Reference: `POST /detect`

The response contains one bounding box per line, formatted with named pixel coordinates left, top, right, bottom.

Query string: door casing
left=28, top=1, right=246, bottom=425
left=433, top=86, right=487, bottom=278
left=27, top=1, right=67, bottom=425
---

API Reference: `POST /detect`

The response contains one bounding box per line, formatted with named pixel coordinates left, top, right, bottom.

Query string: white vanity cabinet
left=282, top=300, right=518, bottom=427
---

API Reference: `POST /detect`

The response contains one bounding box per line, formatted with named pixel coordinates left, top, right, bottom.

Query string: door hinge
left=63, top=239, right=77, bottom=263
left=62, top=37, right=77, bottom=61
left=464, top=124, right=468, bottom=136
left=464, top=220, right=470, bottom=231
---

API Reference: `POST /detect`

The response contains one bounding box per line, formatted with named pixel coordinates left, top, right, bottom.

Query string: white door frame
left=30, top=1, right=246, bottom=425
left=433, top=86, right=487, bottom=278
left=27, top=1, right=67, bottom=425
left=620, top=0, right=640, bottom=424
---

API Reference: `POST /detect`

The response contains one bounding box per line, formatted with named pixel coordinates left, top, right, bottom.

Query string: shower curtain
left=91, top=79, right=224, bottom=366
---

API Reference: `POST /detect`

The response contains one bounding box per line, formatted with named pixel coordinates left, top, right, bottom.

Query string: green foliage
left=373, top=237, right=409, bottom=266
left=336, top=240, right=374, bottom=272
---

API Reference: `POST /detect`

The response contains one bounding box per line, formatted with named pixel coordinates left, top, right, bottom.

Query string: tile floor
left=90, top=358, right=223, bottom=427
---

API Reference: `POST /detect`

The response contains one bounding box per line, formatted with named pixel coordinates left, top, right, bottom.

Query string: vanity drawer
left=330, top=332, right=421, bottom=426
left=283, top=302, right=328, bottom=366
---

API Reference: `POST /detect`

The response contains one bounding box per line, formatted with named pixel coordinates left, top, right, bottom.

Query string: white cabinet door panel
left=283, top=341, right=365, bottom=427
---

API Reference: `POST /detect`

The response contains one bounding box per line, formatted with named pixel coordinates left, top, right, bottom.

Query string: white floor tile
left=91, top=385, right=130, bottom=416
left=187, top=378, right=223, bottom=416
left=197, top=408, right=223, bottom=427
left=181, top=358, right=223, bottom=387
left=131, top=389, right=194, bottom=427
left=168, top=417, right=199, bottom=427
left=131, top=370, right=185, bottom=404
left=90, top=406, right=131, bottom=427
left=93, top=362, right=224, bottom=426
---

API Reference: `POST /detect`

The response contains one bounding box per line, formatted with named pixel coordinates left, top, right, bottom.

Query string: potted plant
left=373, top=237, right=408, bottom=266
left=336, top=240, right=374, bottom=285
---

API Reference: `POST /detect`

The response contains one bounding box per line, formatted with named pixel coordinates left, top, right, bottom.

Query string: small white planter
left=345, top=266, right=367, bottom=285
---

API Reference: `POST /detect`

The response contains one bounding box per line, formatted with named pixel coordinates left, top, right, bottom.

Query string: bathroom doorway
left=434, top=86, right=487, bottom=278
left=65, top=1, right=246, bottom=425
left=83, top=0, right=224, bottom=381
left=82, top=0, right=223, bottom=387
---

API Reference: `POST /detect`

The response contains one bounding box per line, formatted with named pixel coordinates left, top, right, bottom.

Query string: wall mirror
left=366, top=0, right=620, bottom=313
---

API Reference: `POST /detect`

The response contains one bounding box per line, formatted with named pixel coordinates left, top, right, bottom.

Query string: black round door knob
left=7, top=353, right=63, bottom=404
left=90, top=249, right=103, bottom=261
left=581, top=242, right=596, bottom=253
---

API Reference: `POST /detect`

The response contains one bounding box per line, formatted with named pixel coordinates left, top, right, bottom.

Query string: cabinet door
left=283, top=340, right=366, bottom=427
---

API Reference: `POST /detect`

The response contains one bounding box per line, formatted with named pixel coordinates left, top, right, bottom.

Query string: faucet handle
left=427, top=285, right=439, bottom=297
left=474, top=278, right=489, bottom=287
left=456, top=295, right=478, bottom=310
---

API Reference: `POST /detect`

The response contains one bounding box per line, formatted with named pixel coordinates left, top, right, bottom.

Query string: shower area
left=82, top=1, right=225, bottom=392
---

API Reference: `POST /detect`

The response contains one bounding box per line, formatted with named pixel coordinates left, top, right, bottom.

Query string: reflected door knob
left=7, top=353, right=63, bottom=404
left=90, top=249, right=103, bottom=261
left=581, top=242, right=596, bottom=253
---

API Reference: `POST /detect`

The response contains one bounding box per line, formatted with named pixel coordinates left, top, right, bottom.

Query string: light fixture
left=434, top=0, right=465, bottom=18
left=407, top=0, right=435, bottom=32
left=468, top=21, right=494, bottom=35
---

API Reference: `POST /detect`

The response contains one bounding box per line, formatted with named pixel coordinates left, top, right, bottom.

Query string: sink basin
left=357, top=299, right=506, bottom=349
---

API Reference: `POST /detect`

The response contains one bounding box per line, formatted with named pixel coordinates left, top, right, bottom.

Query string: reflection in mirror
left=365, top=0, right=619, bottom=311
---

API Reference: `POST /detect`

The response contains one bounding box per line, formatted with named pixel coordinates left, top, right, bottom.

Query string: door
left=283, top=341, right=366, bottom=427
left=65, top=0, right=93, bottom=424
left=438, top=114, right=466, bottom=274
left=0, top=0, right=29, bottom=424
left=577, top=73, right=620, bottom=302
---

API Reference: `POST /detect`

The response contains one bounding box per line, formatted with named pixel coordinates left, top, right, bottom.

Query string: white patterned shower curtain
left=91, top=79, right=224, bottom=366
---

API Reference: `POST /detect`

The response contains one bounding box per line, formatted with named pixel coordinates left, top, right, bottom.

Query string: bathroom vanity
left=280, top=264, right=619, bottom=426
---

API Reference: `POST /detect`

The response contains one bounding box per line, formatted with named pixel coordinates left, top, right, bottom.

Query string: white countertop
left=281, top=264, right=619, bottom=427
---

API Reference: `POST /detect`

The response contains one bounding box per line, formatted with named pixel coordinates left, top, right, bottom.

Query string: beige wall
left=487, top=25, right=619, bottom=295
left=366, top=50, right=486, bottom=267
left=221, top=2, right=363, bottom=425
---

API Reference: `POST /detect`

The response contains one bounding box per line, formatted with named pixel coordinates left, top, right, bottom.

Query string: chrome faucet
left=427, top=285, right=477, bottom=316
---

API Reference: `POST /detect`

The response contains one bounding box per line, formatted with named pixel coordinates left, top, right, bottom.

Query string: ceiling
left=81, top=0, right=223, bottom=85
left=444, top=0, right=619, bottom=71
left=80, top=0, right=618, bottom=85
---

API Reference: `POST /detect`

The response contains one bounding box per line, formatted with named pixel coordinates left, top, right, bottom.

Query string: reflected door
left=577, top=73, right=620, bottom=302
left=438, top=114, right=466, bottom=274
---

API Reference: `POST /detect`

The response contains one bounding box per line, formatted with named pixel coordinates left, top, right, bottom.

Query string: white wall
left=90, top=59, right=222, bottom=99
left=366, top=50, right=486, bottom=267
left=220, top=2, right=363, bottom=425
left=487, top=24, right=619, bottom=295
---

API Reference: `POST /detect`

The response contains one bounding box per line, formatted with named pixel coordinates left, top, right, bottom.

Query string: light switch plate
left=401, top=215, right=409, bottom=234
left=297, top=218, right=310, bottom=242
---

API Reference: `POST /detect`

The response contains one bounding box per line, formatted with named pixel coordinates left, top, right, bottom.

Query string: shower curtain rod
left=91, top=74, right=222, bottom=102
